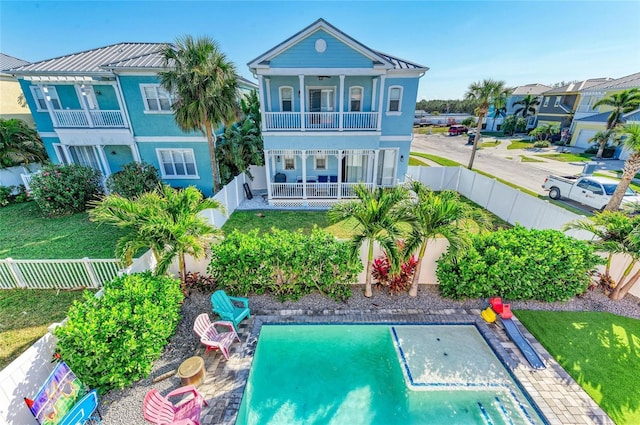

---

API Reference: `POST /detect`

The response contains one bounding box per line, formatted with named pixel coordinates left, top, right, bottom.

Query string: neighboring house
left=5, top=43, right=257, bottom=196
left=248, top=18, right=428, bottom=206
left=505, top=83, right=551, bottom=130
left=569, top=72, right=640, bottom=149
left=0, top=53, right=34, bottom=126
left=537, top=78, right=611, bottom=130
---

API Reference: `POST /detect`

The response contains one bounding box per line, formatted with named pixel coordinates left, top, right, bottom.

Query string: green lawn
left=408, top=157, right=429, bottom=166
left=0, top=289, right=93, bottom=369
left=410, top=152, right=463, bottom=167
left=507, top=139, right=535, bottom=150
left=537, top=152, right=593, bottom=162
left=520, top=156, right=544, bottom=163
left=0, top=202, right=126, bottom=259
left=413, top=126, right=449, bottom=134
left=517, top=310, right=640, bottom=425
left=480, top=140, right=501, bottom=148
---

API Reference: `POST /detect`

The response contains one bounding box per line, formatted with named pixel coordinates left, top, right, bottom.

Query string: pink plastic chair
left=193, top=314, right=240, bottom=360
left=143, top=385, right=207, bottom=425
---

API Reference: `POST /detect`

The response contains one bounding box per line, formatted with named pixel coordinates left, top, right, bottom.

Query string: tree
left=501, top=115, right=526, bottom=136
left=604, top=124, right=640, bottom=211
left=512, top=94, right=540, bottom=118
left=90, top=185, right=224, bottom=284
left=327, top=185, right=410, bottom=297
left=588, top=129, right=615, bottom=159
left=216, top=115, right=264, bottom=185
left=489, top=94, right=508, bottom=131
left=464, top=79, right=509, bottom=169
left=565, top=211, right=640, bottom=299
left=530, top=123, right=559, bottom=142
left=403, top=182, right=488, bottom=297
left=461, top=116, right=476, bottom=127
left=592, top=88, right=640, bottom=131
left=0, top=118, right=48, bottom=168
left=159, top=36, right=240, bottom=194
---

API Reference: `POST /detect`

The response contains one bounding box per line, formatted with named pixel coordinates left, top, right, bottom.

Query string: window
left=308, top=88, right=335, bottom=112
left=387, top=86, right=402, bottom=113
left=30, top=86, right=61, bottom=111
left=543, top=97, right=550, bottom=107
left=349, top=86, right=363, bottom=112
left=141, top=84, right=172, bottom=112
left=554, top=97, right=561, bottom=107
left=280, top=86, right=293, bottom=112
left=68, top=146, right=102, bottom=172
left=53, top=144, right=69, bottom=165
left=284, top=155, right=296, bottom=170
left=314, top=153, right=327, bottom=170
left=157, top=149, right=198, bottom=178
left=377, top=149, right=397, bottom=186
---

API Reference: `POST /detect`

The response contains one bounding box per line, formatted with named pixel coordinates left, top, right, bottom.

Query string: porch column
left=41, top=86, right=59, bottom=127
left=376, top=76, right=386, bottom=131
left=339, top=75, right=345, bottom=131
left=258, top=75, right=267, bottom=132
left=76, top=85, right=94, bottom=127
left=265, top=150, right=272, bottom=199
left=371, top=78, right=378, bottom=111
left=95, top=145, right=112, bottom=177
left=301, top=151, right=307, bottom=199
left=299, top=75, right=305, bottom=131
left=337, top=150, right=343, bottom=199
left=372, top=150, right=380, bottom=189
left=130, top=144, right=142, bottom=162
left=264, top=78, right=272, bottom=111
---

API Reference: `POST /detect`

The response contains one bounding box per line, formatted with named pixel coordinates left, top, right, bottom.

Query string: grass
left=413, top=126, right=448, bottom=134
left=410, top=152, right=463, bottom=167
left=516, top=310, right=640, bottom=425
left=0, top=289, right=93, bottom=369
left=507, top=139, right=535, bottom=150
left=479, top=140, right=501, bottom=148
left=408, top=157, right=429, bottom=166
left=537, top=152, right=593, bottom=162
left=0, top=202, right=127, bottom=259
left=520, top=156, right=544, bottom=163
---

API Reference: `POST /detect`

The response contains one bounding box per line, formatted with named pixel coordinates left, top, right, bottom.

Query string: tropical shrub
left=501, top=115, right=526, bottom=135
left=533, top=140, right=550, bottom=148
left=437, top=226, right=602, bottom=301
left=105, top=161, right=160, bottom=198
left=30, top=164, right=102, bottom=216
left=585, top=144, right=615, bottom=158
left=0, top=186, right=11, bottom=207
left=372, top=251, right=418, bottom=295
left=54, top=272, right=183, bottom=393
left=209, top=228, right=361, bottom=301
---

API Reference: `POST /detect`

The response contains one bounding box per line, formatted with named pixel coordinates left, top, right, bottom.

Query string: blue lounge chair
left=211, top=290, right=251, bottom=331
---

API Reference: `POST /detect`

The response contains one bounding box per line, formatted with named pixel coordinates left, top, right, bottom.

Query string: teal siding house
left=248, top=19, right=428, bottom=206
left=5, top=43, right=257, bottom=196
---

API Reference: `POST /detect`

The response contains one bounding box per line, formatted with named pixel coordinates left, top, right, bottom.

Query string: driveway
left=410, top=133, right=626, bottom=196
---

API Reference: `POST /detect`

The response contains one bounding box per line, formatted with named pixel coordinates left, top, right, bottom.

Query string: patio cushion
left=318, top=175, right=328, bottom=183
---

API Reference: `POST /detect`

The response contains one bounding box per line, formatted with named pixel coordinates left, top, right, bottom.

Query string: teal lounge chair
left=211, top=290, right=250, bottom=331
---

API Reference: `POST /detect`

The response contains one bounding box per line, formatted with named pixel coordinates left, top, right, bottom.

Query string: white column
left=376, top=76, right=386, bottom=132
left=371, top=78, right=378, bottom=111
left=75, top=85, right=94, bottom=127
left=299, top=74, right=305, bottom=131
left=265, top=78, right=272, bottom=111
left=372, top=150, right=380, bottom=188
left=337, top=150, right=343, bottom=199
left=41, top=86, right=58, bottom=127
left=265, top=150, right=272, bottom=199
left=301, top=151, right=307, bottom=199
left=114, top=76, right=133, bottom=129
left=339, top=75, right=345, bottom=131
left=258, top=75, right=267, bottom=132
left=130, top=144, right=142, bottom=162
left=95, top=145, right=112, bottom=177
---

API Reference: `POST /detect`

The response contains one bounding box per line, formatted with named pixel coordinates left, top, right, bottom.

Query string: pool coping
left=196, top=308, right=614, bottom=425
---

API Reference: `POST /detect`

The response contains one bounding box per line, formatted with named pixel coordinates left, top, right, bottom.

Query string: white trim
left=156, top=148, right=199, bottom=179
left=379, top=135, right=412, bottom=142
left=263, top=131, right=381, bottom=137
left=299, top=75, right=305, bottom=131
left=543, top=97, right=550, bottom=107
left=105, top=71, right=160, bottom=77
left=348, top=85, right=364, bottom=112
left=387, top=85, right=403, bottom=112
left=279, top=86, right=294, bottom=112
left=30, top=85, right=60, bottom=111
left=257, top=75, right=267, bottom=131
left=283, top=154, right=296, bottom=170
left=255, top=68, right=387, bottom=76
left=385, top=112, right=402, bottom=116
left=377, top=76, right=386, bottom=131
left=313, top=152, right=327, bottom=170
left=386, top=70, right=426, bottom=77
left=52, top=143, right=69, bottom=165
left=37, top=132, right=58, bottom=138
left=265, top=77, right=272, bottom=111
left=139, top=83, right=172, bottom=113
left=114, top=75, right=134, bottom=131
left=135, top=136, right=207, bottom=142
left=371, top=78, right=378, bottom=111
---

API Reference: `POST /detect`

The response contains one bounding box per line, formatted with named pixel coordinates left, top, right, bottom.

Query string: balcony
left=52, top=110, right=127, bottom=128
left=269, top=182, right=374, bottom=198
left=264, top=112, right=378, bottom=131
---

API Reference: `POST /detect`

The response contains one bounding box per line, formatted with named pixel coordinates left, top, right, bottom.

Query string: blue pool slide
left=500, top=318, right=546, bottom=370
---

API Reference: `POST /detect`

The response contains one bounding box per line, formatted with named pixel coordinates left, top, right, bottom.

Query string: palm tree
left=489, top=94, right=508, bottom=131
left=588, top=129, right=615, bottom=159
left=159, top=36, right=240, bottom=194
left=216, top=117, right=264, bottom=184
left=592, top=88, right=640, bottom=131
left=0, top=118, right=48, bottom=168
left=403, top=182, right=489, bottom=297
left=604, top=124, right=640, bottom=211
left=90, top=185, right=224, bottom=283
left=328, top=185, right=410, bottom=297
left=464, top=79, right=509, bottom=169
left=512, top=94, right=540, bottom=119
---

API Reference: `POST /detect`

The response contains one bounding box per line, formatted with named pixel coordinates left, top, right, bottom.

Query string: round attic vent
left=315, top=39, right=327, bottom=53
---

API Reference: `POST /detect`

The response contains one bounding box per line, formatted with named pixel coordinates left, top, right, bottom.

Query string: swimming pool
left=236, top=324, right=546, bottom=425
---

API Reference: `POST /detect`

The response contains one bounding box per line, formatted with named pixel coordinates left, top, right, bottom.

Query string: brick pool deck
left=194, top=308, right=613, bottom=425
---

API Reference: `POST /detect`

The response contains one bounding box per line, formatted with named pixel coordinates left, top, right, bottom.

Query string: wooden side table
left=176, top=356, right=205, bottom=387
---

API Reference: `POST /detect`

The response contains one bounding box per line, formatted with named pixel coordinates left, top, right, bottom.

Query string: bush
left=585, top=144, right=616, bottom=158
left=30, top=164, right=102, bottom=216
left=209, top=228, right=361, bottom=301
left=0, top=186, right=10, bottom=207
left=436, top=226, right=602, bottom=302
left=372, top=249, right=418, bottom=295
left=533, top=140, right=550, bottom=148
left=0, top=185, right=29, bottom=207
left=54, top=272, right=183, bottom=393
left=106, top=162, right=160, bottom=198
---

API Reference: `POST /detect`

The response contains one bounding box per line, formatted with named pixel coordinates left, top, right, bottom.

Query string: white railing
left=0, top=258, right=123, bottom=289
left=268, top=182, right=375, bottom=198
left=264, top=112, right=377, bottom=130
left=270, top=182, right=304, bottom=198
left=306, top=183, right=339, bottom=198
left=341, top=182, right=374, bottom=197
left=52, top=109, right=126, bottom=128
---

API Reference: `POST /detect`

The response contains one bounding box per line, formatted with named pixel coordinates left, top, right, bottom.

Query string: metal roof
left=543, top=78, right=612, bottom=95
left=581, top=72, right=640, bottom=92
left=373, top=51, right=428, bottom=70
left=103, top=49, right=171, bottom=69
left=6, top=43, right=166, bottom=74
left=0, top=53, right=29, bottom=73
left=511, top=83, right=552, bottom=96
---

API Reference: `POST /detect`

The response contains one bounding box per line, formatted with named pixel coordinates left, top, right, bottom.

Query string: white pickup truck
left=542, top=175, right=640, bottom=210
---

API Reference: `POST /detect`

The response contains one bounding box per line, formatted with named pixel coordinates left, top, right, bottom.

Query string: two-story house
left=0, top=53, right=33, bottom=126
left=505, top=83, right=551, bottom=130
left=248, top=19, right=428, bottom=207
left=6, top=43, right=256, bottom=196
left=536, top=78, right=611, bottom=130
left=570, top=72, right=640, bottom=149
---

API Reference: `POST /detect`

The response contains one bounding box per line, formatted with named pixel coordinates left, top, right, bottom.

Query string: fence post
left=5, top=258, right=26, bottom=288
left=83, top=257, right=100, bottom=288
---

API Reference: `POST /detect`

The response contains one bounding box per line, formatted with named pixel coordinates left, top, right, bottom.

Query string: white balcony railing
left=52, top=109, right=126, bottom=128
left=269, top=182, right=374, bottom=198
left=264, top=112, right=378, bottom=131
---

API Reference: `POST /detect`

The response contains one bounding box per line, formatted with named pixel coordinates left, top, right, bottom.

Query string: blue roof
left=575, top=111, right=611, bottom=123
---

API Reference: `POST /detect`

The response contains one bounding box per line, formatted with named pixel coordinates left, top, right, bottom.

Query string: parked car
left=448, top=125, right=468, bottom=136
left=542, top=175, right=640, bottom=211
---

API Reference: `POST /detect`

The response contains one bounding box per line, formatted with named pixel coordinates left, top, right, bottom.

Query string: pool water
left=236, top=324, right=545, bottom=425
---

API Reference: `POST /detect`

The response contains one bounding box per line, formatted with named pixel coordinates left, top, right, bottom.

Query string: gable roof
left=581, top=72, right=640, bottom=92
left=6, top=43, right=166, bottom=75
left=0, top=53, right=29, bottom=73
left=511, top=83, right=552, bottom=96
left=248, top=18, right=427, bottom=72
left=543, top=78, right=612, bottom=95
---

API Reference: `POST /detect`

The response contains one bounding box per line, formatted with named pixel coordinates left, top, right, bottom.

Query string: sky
left=1, top=1, right=639, bottom=100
